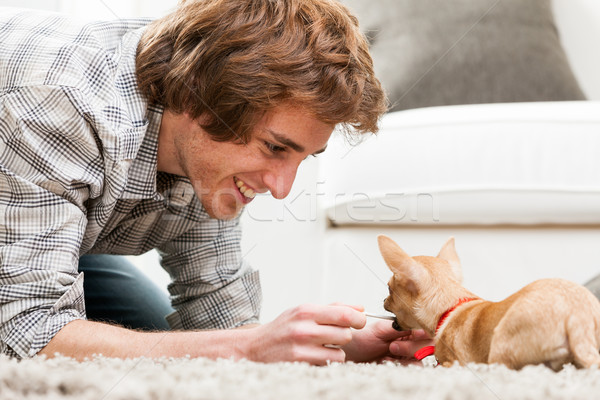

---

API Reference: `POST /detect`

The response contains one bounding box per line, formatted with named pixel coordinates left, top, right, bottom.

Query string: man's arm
left=39, top=303, right=367, bottom=364
left=0, top=85, right=105, bottom=358
left=38, top=319, right=248, bottom=361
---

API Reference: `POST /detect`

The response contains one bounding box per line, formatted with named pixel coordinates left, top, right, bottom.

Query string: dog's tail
left=567, top=292, right=600, bottom=368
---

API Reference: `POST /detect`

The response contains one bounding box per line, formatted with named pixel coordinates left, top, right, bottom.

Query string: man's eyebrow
left=267, top=130, right=305, bottom=153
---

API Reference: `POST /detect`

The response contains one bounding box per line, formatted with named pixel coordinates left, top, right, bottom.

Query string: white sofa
left=238, top=0, right=600, bottom=322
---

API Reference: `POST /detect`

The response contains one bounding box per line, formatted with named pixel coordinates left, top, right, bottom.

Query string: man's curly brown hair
left=136, top=0, right=387, bottom=143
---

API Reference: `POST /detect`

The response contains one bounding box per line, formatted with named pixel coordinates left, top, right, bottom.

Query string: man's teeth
left=235, top=178, right=255, bottom=199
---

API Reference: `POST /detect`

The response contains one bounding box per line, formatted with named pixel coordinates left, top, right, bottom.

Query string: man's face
left=167, top=104, right=334, bottom=219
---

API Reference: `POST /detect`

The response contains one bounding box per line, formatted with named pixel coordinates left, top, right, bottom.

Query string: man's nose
left=263, top=162, right=299, bottom=199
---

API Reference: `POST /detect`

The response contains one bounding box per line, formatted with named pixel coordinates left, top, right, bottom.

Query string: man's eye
left=265, top=141, right=286, bottom=154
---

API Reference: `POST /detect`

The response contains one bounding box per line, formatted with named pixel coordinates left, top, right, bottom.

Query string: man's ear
left=377, top=235, right=426, bottom=295
left=437, top=237, right=463, bottom=283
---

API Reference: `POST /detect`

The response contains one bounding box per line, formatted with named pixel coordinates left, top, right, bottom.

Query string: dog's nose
left=392, top=319, right=403, bottom=332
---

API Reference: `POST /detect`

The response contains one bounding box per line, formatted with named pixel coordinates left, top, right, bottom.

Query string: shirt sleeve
left=157, top=216, right=262, bottom=330
left=0, top=86, right=96, bottom=358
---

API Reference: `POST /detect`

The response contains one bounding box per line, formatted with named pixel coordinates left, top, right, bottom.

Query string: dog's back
left=489, top=279, right=600, bottom=370
left=437, top=279, right=600, bottom=370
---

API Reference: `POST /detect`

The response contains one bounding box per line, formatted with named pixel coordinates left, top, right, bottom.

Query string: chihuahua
left=378, top=235, right=600, bottom=370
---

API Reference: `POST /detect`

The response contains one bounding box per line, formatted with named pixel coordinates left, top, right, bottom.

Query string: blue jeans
left=78, top=254, right=174, bottom=331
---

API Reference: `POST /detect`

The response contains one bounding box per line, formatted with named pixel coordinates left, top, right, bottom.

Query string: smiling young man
left=156, top=105, right=333, bottom=219
left=0, top=0, right=432, bottom=363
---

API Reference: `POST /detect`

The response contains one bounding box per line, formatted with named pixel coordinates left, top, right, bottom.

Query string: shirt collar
left=122, top=104, right=196, bottom=204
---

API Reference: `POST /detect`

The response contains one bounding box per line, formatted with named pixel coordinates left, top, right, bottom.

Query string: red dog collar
left=435, top=297, right=479, bottom=333
left=414, top=345, right=435, bottom=360
left=413, top=297, right=479, bottom=361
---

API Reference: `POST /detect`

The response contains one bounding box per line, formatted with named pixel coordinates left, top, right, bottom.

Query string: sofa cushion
left=342, top=0, right=586, bottom=112
left=319, top=101, right=600, bottom=225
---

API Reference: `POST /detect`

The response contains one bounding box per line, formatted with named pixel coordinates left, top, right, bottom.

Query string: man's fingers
left=313, top=305, right=366, bottom=329
left=406, top=329, right=432, bottom=341
left=368, top=320, right=412, bottom=341
left=290, top=344, right=346, bottom=365
left=313, top=347, right=347, bottom=365
left=389, top=338, right=434, bottom=358
left=388, top=328, right=432, bottom=342
left=310, top=325, right=354, bottom=347
left=388, top=328, right=434, bottom=359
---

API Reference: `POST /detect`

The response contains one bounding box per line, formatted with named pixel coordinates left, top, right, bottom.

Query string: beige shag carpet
left=2, top=355, right=600, bottom=400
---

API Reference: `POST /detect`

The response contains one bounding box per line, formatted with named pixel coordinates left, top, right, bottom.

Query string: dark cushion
left=343, top=0, right=586, bottom=112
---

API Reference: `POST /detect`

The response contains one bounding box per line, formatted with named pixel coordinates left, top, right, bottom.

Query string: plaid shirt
left=0, top=9, right=262, bottom=358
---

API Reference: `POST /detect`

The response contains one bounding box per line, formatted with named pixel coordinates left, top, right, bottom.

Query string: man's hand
left=342, top=320, right=433, bottom=364
left=244, top=303, right=366, bottom=365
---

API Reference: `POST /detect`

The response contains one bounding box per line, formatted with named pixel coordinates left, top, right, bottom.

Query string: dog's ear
left=377, top=235, right=426, bottom=295
left=437, top=237, right=463, bottom=282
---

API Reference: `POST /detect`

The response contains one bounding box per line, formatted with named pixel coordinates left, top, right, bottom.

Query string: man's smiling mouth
left=234, top=176, right=256, bottom=199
